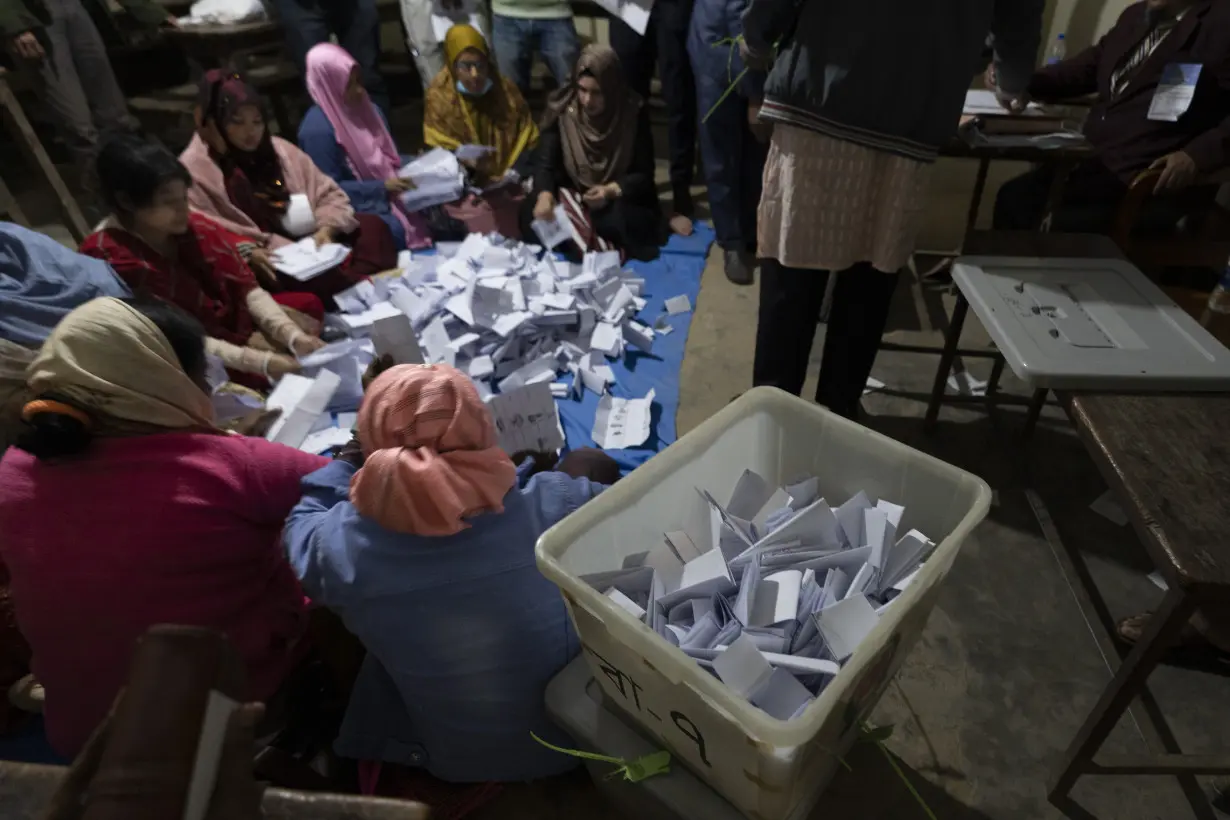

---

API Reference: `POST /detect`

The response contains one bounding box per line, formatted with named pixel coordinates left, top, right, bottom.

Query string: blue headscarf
left=0, top=222, right=132, bottom=347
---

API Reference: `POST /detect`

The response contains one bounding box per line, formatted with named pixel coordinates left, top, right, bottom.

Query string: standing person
left=489, top=0, right=578, bottom=96
left=688, top=0, right=766, bottom=284
left=609, top=0, right=698, bottom=236
left=0, top=0, right=174, bottom=212
left=398, top=0, right=491, bottom=92
left=745, top=0, right=1043, bottom=420
left=269, top=0, right=388, bottom=110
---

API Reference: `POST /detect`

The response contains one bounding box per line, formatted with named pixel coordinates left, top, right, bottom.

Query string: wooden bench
left=0, top=68, right=89, bottom=241
left=1042, top=392, right=1230, bottom=819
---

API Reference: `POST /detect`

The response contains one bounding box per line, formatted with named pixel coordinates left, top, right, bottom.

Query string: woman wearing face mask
left=179, top=69, right=402, bottom=305
left=0, top=297, right=330, bottom=758
left=81, top=135, right=326, bottom=385
left=529, top=44, right=662, bottom=261
left=299, top=44, right=433, bottom=253
left=423, top=24, right=538, bottom=238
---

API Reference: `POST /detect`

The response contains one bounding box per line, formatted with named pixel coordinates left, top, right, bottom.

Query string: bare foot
left=669, top=212, right=694, bottom=237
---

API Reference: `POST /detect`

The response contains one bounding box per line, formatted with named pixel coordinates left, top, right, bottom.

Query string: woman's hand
left=265, top=353, right=301, bottom=378
left=362, top=354, right=396, bottom=391
left=312, top=226, right=336, bottom=247
left=291, top=334, right=326, bottom=357
left=247, top=247, right=281, bottom=290
left=225, top=408, right=283, bottom=437
left=385, top=177, right=414, bottom=194
left=582, top=183, right=618, bottom=210
left=533, top=191, right=557, bottom=221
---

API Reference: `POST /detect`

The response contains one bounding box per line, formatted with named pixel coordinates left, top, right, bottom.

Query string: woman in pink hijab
left=298, top=44, right=432, bottom=251
left=282, top=363, right=619, bottom=783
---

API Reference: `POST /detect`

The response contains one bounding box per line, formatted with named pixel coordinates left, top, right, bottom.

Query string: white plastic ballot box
left=536, top=387, right=991, bottom=820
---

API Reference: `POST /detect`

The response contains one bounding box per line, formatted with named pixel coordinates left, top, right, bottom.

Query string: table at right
left=1040, top=391, right=1230, bottom=820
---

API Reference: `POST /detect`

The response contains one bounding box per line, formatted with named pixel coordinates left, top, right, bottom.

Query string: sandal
left=1117, top=611, right=1230, bottom=673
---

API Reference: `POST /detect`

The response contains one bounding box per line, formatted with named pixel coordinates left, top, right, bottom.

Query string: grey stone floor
left=7, top=121, right=1229, bottom=820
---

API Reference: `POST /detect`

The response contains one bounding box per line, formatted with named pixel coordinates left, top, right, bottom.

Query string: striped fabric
left=557, top=188, right=616, bottom=255
left=1111, top=17, right=1180, bottom=95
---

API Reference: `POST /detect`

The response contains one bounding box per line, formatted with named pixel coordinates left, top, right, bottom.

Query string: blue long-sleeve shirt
left=297, top=105, right=410, bottom=251
left=283, top=459, right=606, bottom=782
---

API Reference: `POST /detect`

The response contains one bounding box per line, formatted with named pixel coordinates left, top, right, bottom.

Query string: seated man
left=993, top=0, right=1230, bottom=233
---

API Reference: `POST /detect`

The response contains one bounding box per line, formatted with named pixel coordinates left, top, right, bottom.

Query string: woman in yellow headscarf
left=423, top=24, right=538, bottom=238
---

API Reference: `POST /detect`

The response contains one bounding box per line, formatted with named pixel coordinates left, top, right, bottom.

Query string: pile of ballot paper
left=272, top=238, right=352, bottom=282
left=238, top=232, right=689, bottom=454
left=581, top=469, right=935, bottom=721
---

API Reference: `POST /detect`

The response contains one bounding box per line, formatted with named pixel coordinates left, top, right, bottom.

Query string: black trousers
left=752, top=259, right=899, bottom=420
left=609, top=0, right=697, bottom=215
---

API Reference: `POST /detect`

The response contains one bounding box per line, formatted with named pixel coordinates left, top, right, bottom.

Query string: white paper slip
left=605, top=587, right=646, bottom=619
left=299, top=425, right=354, bottom=455
left=590, top=321, right=623, bottom=357
left=531, top=212, right=572, bottom=250
left=455, top=143, right=495, bottom=162
left=623, top=319, right=654, bottom=353
left=271, top=238, right=351, bottom=281
left=266, top=370, right=342, bottom=448
left=664, top=294, right=692, bottom=315
left=487, top=382, right=564, bottom=454
left=398, top=148, right=465, bottom=211
left=419, top=315, right=454, bottom=365
left=816, top=594, right=879, bottom=661
left=182, top=690, right=239, bottom=820
left=1147, top=63, right=1201, bottom=122
left=588, top=0, right=653, bottom=35
left=593, top=388, right=655, bottom=449
left=962, top=88, right=1044, bottom=116
left=1089, top=489, right=1128, bottom=527
left=371, top=313, right=423, bottom=365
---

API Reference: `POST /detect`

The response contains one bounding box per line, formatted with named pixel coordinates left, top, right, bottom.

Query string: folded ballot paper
left=399, top=148, right=466, bottom=212
left=272, top=238, right=351, bottom=282
left=581, top=470, right=936, bottom=720
left=319, top=232, right=660, bottom=446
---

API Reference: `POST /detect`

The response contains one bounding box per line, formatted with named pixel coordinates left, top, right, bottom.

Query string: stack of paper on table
left=272, top=239, right=351, bottom=282
left=580, top=468, right=937, bottom=719
left=320, top=232, right=663, bottom=450
left=399, top=148, right=466, bottom=212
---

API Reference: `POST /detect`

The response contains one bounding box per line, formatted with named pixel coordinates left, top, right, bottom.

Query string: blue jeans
left=490, top=14, right=579, bottom=95
left=272, top=0, right=388, bottom=111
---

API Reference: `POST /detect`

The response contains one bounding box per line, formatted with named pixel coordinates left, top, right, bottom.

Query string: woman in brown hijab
left=526, top=45, right=663, bottom=261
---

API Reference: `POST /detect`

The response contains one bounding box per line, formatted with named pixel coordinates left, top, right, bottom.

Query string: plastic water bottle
left=1200, top=267, right=1230, bottom=328
left=1046, top=33, right=1067, bottom=65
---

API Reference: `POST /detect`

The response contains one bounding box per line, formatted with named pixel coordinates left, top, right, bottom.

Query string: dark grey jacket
left=742, top=0, right=1045, bottom=161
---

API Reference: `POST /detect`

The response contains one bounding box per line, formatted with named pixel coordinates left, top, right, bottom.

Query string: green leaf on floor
left=530, top=732, right=672, bottom=783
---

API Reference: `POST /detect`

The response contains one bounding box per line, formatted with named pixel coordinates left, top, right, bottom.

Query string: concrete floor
left=7, top=109, right=1229, bottom=820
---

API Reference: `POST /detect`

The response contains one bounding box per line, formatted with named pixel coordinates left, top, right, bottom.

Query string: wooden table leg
left=1022, top=387, right=1049, bottom=438
left=965, top=158, right=991, bottom=233
left=0, top=75, right=89, bottom=242
left=923, top=293, right=969, bottom=433
left=1048, top=585, right=1199, bottom=810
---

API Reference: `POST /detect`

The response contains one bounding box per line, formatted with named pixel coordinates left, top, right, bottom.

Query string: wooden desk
left=1042, top=393, right=1230, bottom=820
left=163, top=20, right=282, bottom=69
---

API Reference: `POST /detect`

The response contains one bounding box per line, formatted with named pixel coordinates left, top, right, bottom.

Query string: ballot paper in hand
left=593, top=389, right=655, bottom=449
left=265, top=370, right=342, bottom=448
left=429, top=0, right=486, bottom=46
left=272, top=238, right=351, bottom=282
left=371, top=313, right=423, bottom=364
left=455, top=143, right=495, bottom=163
left=487, top=382, right=565, bottom=454
left=399, top=148, right=465, bottom=212
left=589, top=0, right=653, bottom=35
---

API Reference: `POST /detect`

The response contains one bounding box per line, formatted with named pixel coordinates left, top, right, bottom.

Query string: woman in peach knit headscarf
left=283, top=363, right=618, bottom=783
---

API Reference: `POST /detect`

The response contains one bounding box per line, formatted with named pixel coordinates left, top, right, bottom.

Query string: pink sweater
left=180, top=133, right=360, bottom=250
left=0, top=433, right=328, bottom=757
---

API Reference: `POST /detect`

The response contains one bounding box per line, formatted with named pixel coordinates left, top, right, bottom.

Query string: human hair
left=15, top=299, right=208, bottom=459
left=95, top=134, right=192, bottom=214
